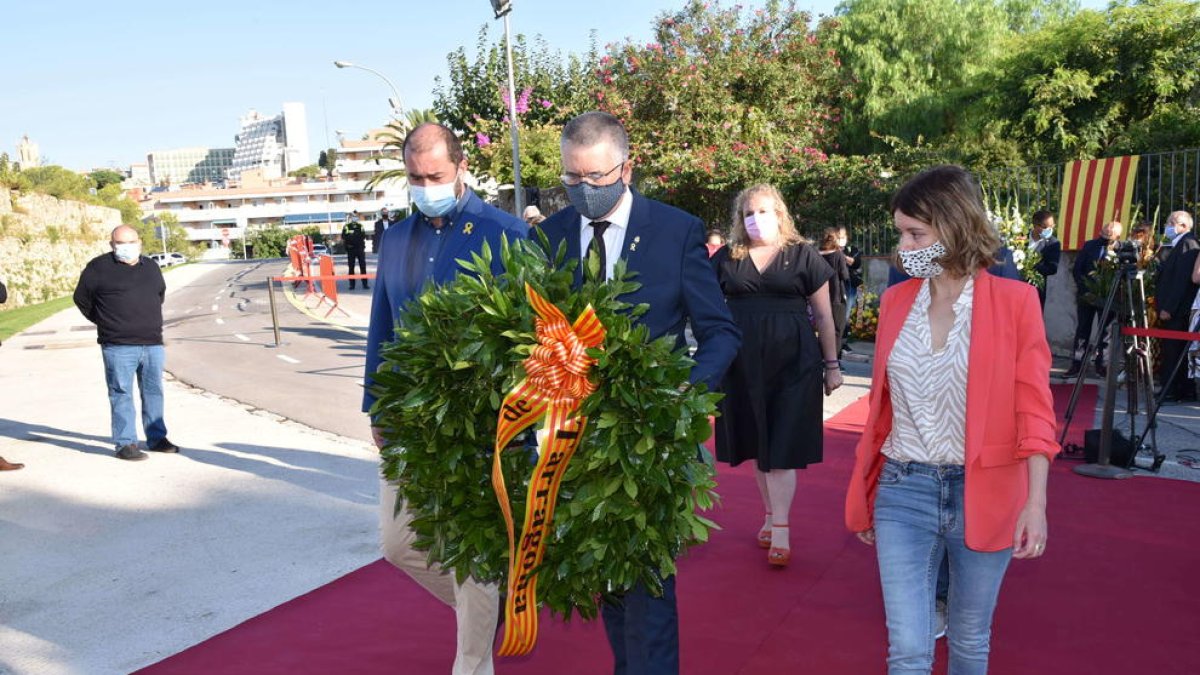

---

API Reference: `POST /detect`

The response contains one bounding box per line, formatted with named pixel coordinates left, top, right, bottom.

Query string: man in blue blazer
left=363, top=122, right=527, bottom=675
left=538, top=111, right=741, bottom=675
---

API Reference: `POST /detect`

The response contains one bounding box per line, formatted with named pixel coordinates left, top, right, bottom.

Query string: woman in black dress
left=713, top=184, right=843, bottom=567
left=819, top=227, right=850, bottom=359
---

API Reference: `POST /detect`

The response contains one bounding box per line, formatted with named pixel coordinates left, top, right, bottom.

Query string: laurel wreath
left=369, top=234, right=721, bottom=619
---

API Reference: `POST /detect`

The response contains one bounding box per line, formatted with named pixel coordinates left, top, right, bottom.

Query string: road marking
left=234, top=333, right=250, bottom=342
left=215, top=318, right=225, bottom=325
left=276, top=354, right=300, bottom=364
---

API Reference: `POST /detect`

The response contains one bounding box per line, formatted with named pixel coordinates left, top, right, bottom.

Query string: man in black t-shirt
left=74, top=225, right=178, bottom=461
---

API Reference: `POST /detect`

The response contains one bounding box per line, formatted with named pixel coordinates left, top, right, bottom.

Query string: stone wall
left=0, top=188, right=122, bottom=309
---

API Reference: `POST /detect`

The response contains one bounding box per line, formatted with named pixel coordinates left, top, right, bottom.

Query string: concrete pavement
left=3, top=261, right=1199, bottom=674
left=0, top=264, right=380, bottom=675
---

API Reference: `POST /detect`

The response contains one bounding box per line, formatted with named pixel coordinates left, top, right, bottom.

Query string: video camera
left=1113, top=239, right=1141, bottom=265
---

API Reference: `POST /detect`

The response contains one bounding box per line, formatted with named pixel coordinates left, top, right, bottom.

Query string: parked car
left=309, top=244, right=329, bottom=264
left=149, top=252, right=187, bottom=267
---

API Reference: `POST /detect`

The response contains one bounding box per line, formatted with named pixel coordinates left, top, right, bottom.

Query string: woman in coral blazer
left=844, top=165, right=1059, bottom=674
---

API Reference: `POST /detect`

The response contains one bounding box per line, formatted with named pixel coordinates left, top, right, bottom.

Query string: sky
left=4, top=0, right=1107, bottom=172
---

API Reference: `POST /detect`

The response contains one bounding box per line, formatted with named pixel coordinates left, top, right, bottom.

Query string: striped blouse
left=882, top=277, right=974, bottom=465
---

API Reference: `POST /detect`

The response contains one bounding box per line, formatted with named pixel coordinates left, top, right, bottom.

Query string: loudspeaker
left=1083, top=429, right=1136, bottom=468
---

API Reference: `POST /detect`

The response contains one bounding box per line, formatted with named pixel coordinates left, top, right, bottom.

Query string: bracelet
left=824, top=363, right=841, bottom=371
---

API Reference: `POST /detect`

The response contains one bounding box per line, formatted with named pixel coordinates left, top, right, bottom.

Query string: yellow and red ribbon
left=492, top=283, right=605, bottom=656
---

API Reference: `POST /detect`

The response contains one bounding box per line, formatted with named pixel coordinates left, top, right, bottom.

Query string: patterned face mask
left=897, top=241, right=947, bottom=278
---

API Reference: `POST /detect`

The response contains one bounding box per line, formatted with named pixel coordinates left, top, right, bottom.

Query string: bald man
left=74, top=225, right=178, bottom=461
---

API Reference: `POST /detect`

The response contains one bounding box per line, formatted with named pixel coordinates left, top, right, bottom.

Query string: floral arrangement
left=369, top=234, right=721, bottom=620
left=987, top=201, right=1043, bottom=288
left=849, top=289, right=880, bottom=341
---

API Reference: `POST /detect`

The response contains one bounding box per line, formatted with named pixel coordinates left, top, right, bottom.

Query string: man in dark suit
left=372, top=207, right=391, bottom=254
left=538, top=111, right=741, bottom=675
left=1155, top=210, right=1199, bottom=401
left=1030, top=210, right=1061, bottom=309
left=363, top=123, right=527, bottom=675
left=1067, top=220, right=1122, bottom=378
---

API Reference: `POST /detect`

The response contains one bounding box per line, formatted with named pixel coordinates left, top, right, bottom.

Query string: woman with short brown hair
left=846, top=165, right=1058, bottom=673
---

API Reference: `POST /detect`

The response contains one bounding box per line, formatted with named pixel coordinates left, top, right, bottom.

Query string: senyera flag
left=1057, top=155, right=1140, bottom=251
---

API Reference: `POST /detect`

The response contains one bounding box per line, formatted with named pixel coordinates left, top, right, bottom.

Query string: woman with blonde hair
left=846, top=165, right=1057, bottom=673
left=712, top=183, right=843, bottom=567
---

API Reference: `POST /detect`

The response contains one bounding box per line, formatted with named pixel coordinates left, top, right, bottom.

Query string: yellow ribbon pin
left=463, top=222, right=474, bottom=235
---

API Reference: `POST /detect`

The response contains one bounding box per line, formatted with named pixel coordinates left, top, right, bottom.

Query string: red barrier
left=1121, top=326, right=1200, bottom=342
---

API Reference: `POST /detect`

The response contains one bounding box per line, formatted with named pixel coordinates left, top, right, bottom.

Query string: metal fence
left=845, top=147, right=1200, bottom=255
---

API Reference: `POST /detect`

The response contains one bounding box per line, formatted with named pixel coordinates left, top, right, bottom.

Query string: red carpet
left=141, top=384, right=1200, bottom=674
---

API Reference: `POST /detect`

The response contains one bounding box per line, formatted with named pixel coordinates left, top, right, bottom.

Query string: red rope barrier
left=1121, top=326, right=1200, bottom=341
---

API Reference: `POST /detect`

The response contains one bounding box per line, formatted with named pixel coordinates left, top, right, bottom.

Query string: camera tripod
left=1059, top=262, right=1166, bottom=477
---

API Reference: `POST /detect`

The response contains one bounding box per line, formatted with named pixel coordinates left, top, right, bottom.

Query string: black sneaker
left=1095, top=363, right=1107, bottom=378
left=115, top=444, right=148, bottom=461
left=148, top=438, right=180, bottom=453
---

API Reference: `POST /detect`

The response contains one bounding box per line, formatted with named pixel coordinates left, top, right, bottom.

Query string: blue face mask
left=1040, top=227, right=1054, bottom=240
left=410, top=173, right=460, bottom=218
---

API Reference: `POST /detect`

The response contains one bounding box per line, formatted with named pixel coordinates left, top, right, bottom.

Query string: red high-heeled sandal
left=757, top=512, right=772, bottom=548
left=767, top=524, right=790, bottom=567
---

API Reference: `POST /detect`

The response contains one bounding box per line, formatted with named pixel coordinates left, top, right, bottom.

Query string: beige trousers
left=379, top=480, right=499, bottom=675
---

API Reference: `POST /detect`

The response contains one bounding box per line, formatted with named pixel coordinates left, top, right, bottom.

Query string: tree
left=89, top=169, right=125, bottom=191
left=432, top=25, right=597, bottom=135
left=246, top=223, right=292, bottom=258
left=19, top=166, right=94, bottom=200
left=828, top=0, right=1016, bottom=154
left=288, top=164, right=321, bottom=179
left=596, top=0, right=849, bottom=225
left=318, top=148, right=338, bottom=177
left=404, top=108, right=439, bottom=129
left=978, top=0, right=1200, bottom=162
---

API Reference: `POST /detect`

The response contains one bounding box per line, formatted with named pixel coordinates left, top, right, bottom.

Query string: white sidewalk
left=0, top=265, right=381, bottom=675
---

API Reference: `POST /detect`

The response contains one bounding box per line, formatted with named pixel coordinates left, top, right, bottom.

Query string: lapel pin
left=462, top=222, right=474, bottom=235
left=630, top=235, right=640, bottom=252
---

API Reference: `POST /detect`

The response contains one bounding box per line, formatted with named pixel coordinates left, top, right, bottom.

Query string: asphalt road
left=163, top=260, right=373, bottom=444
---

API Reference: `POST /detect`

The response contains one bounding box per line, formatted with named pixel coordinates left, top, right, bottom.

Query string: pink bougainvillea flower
left=476, top=132, right=491, bottom=148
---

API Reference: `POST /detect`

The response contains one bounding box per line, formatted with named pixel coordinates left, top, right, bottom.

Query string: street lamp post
left=333, top=61, right=408, bottom=130
left=490, top=0, right=524, bottom=216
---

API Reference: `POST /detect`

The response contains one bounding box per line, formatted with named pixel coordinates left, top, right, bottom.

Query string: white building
left=147, top=147, right=235, bottom=185
left=149, top=128, right=406, bottom=252
left=227, top=103, right=309, bottom=182
left=17, top=134, right=40, bottom=169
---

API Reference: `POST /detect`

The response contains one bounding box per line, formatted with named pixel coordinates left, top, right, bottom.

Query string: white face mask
left=897, top=241, right=947, bottom=278
left=744, top=211, right=779, bottom=242
left=113, top=242, right=141, bottom=263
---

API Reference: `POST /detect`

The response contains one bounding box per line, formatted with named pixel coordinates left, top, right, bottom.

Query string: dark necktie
left=589, top=220, right=611, bottom=281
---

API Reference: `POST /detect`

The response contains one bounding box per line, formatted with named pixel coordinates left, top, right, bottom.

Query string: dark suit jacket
left=538, top=192, right=741, bottom=391
left=1032, top=237, right=1061, bottom=279
left=363, top=191, right=528, bottom=412
left=1156, top=231, right=1200, bottom=318
left=1072, top=236, right=1111, bottom=297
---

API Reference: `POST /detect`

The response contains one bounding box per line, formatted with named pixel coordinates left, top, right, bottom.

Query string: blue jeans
left=601, top=575, right=679, bottom=675
left=101, top=344, right=168, bottom=450
left=874, top=459, right=1012, bottom=675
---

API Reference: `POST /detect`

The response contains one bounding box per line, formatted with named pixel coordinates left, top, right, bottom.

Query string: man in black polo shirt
left=74, top=225, right=178, bottom=461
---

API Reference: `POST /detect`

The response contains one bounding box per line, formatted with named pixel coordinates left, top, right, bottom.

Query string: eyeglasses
left=560, top=162, right=624, bottom=187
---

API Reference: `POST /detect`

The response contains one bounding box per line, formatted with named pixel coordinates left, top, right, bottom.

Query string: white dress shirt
left=578, top=188, right=633, bottom=281
left=882, top=277, right=974, bottom=465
